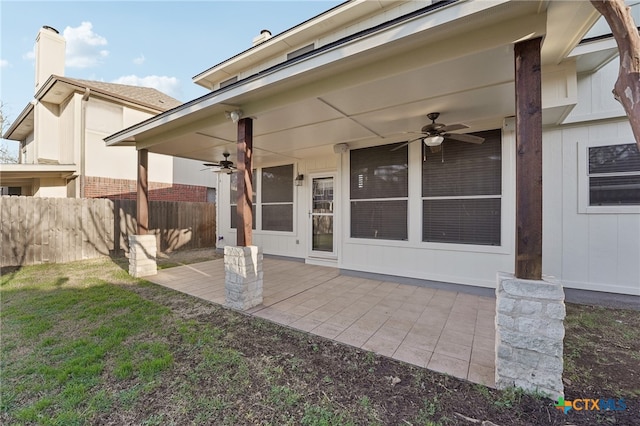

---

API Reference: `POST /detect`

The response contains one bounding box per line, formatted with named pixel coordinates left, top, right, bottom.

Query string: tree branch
left=590, top=0, right=640, bottom=148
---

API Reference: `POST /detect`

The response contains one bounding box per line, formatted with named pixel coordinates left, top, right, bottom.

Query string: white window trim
left=578, top=139, right=640, bottom=214
left=228, top=164, right=298, bottom=233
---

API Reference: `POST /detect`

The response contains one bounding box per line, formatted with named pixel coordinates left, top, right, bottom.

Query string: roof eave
left=2, top=102, right=34, bottom=141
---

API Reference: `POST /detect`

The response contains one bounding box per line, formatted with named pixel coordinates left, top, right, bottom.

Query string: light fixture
left=423, top=135, right=444, bottom=147
left=220, top=166, right=232, bottom=174
left=294, top=174, right=304, bottom=186
left=225, top=109, right=243, bottom=123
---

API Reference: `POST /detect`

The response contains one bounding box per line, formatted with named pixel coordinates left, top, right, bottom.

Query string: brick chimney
left=35, top=26, right=65, bottom=94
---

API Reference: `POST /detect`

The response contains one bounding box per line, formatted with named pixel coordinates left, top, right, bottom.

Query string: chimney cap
left=42, top=25, right=60, bottom=34
left=260, top=29, right=271, bottom=36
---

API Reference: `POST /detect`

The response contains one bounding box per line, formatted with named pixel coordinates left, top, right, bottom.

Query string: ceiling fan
left=203, top=152, right=236, bottom=174
left=391, top=112, right=485, bottom=152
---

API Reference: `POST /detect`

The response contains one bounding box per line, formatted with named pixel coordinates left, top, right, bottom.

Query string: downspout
left=79, top=88, right=90, bottom=198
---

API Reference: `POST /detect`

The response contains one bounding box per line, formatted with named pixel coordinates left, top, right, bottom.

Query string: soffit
left=109, top=0, right=598, bottom=168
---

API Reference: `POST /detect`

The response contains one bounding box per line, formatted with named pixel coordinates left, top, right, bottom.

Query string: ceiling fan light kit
left=423, top=135, right=444, bottom=146
left=391, top=112, right=485, bottom=152
left=203, top=152, right=236, bottom=174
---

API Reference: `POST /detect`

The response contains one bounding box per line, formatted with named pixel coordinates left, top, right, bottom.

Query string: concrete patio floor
left=147, top=257, right=497, bottom=387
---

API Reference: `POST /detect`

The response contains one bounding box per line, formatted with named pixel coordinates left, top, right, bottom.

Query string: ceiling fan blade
left=203, top=163, right=221, bottom=167
left=445, top=133, right=485, bottom=144
left=390, top=137, right=423, bottom=151
left=440, top=123, right=468, bottom=132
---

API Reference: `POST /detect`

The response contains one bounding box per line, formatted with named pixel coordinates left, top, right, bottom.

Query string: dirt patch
left=114, top=271, right=640, bottom=426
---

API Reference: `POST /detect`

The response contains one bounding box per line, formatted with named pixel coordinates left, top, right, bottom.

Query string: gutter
left=80, top=88, right=90, bottom=197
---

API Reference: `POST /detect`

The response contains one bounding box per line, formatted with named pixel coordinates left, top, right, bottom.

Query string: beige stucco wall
left=83, top=98, right=216, bottom=188
left=34, top=101, right=60, bottom=163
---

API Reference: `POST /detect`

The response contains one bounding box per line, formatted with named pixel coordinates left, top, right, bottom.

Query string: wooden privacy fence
left=0, top=196, right=216, bottom=267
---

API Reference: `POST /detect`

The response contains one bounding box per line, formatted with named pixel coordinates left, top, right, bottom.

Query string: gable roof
left=60, top=78, right=182, bottom=111
left=3, top=76, right=182, bottom=141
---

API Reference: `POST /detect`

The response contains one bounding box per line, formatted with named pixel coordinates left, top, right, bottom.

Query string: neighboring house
left=106, top=1, right=640, bottom=296
left=1, top=26, right=216, bottom=201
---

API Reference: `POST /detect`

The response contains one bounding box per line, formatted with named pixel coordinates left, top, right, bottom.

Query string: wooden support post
left=236, top=117, right=253, bottom=247
left=137, top=148, right=149, bottom=235
left=514, top=37, right=543, bottom=280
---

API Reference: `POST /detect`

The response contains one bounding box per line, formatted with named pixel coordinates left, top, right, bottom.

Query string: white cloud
left=63, top=22, right=109, bottom=68
left=22, top=49, right=35, bottom=61
left=112, top=75, right=181, bottom=99
left=0, top=59, right=9, bottom=68
left=133, top=54, right=145, bottom=65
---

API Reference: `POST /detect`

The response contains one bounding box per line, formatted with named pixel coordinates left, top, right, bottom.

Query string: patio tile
left=474, top=322, right=496, bottom=338
left=438, top=329, right=474, bottom=347
left=362, top=334, right=402, bottom=357
left=468, top=363, right=496, bottom=388
left=290, top=317, right=323, bottom=332
left=383, top=317, right=415, bottom=333
left=403, top=331, right=439, bottom=353
left=433, top=340, right=472, bottom=362
left=312, top=322, right=347, bottom=339
left=254, top=308, right=301, bottom=325
left=374, top=325, right=409, bottom=342
left=325, top=314, right=357, bottom=329
left=443, top=319, right=476, bottom=334
left=410, top=322, right=445, bottom=337
left=148, top=257, right=496, bottom=388
left=335, top=327, right=372, bottom=348
left=393, top=343, right=433, bottom=368
left=470, top=347, right=495, bottom=368
left=427, top=353, right=469, bottom=380
left=472, top=335, right=495, bottom=352
left=304, top=309, right=337, bottom=322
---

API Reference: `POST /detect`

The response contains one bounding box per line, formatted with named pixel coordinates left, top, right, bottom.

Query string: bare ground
left=113, top=248, right=640, bottom=425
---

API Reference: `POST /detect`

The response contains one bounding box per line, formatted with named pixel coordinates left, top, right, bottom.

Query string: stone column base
left=224, top=245, right=263, bottom=310
left=495, top=272, right=565, bottom=399
left=128, top=234, right=157, bottom=277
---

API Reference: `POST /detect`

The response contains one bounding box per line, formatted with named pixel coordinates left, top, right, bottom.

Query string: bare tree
left=1, top=101, right=19, bottom=164
left=590, top=0, right=640, bottom=147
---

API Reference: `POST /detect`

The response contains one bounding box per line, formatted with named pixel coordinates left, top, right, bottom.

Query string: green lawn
left=1, top=258, right=638, bottom=425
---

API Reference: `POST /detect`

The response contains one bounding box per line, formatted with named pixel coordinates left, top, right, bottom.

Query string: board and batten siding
left=543, top=121, right=640, bottom=296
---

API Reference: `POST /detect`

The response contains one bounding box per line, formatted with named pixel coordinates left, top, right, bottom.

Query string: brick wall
left=84, top=176, right=208, bottom=202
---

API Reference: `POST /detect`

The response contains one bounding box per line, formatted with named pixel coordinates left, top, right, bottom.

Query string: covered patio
left=147, top=256, right=496, bottom=387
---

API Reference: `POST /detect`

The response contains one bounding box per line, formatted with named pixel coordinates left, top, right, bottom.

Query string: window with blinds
left=350, top=142, right=408, bottom=240
left=588, top=143, right=640, bottom=206
left=422, top=129, right=502, bottom=245
left=261, top=164, right=294, bottom=231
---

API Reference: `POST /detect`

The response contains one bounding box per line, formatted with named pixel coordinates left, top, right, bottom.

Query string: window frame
left=261, top=164, right=295, bottom=232
left=421, top=130, right=503, bottom=247
left=348, top=142, right=409, bottom=241
left=343, top=132, right=513, bottom=254
left=578, top=139, right=640, bottom=214
left=228, top=164, right=296, bottom=233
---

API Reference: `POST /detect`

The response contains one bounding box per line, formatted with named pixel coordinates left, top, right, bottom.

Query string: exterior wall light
left=225, top=109, right=243, bottom=123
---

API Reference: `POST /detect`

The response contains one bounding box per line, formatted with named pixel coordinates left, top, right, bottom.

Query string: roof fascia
left=38, top=76, right=173, bottom=114
left=2, top=102, right=34, bottom=140
left=192, top=0, right=354, bottom=87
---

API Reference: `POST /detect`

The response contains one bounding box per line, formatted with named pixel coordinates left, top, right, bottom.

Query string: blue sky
left=0, top=0, right=342, bottom=155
